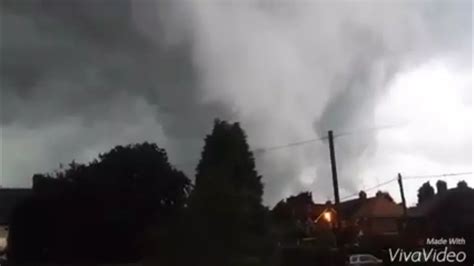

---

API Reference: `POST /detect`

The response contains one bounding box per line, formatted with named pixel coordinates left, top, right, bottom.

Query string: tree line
left=7, top=119, right=270, bottom=266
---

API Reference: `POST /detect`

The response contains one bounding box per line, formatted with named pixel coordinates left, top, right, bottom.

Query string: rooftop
left=0, top=188, right=33, bottom=225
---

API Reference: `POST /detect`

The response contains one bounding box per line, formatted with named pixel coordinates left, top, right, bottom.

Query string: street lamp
left=323, top=211, right=332, bottom=223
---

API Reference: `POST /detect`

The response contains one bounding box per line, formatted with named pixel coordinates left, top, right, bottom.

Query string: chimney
left=457, top=180, right=468, bottom=189
left=359, top=190, right=367, bottom=200
left=436, top=180, right=447, bottom=194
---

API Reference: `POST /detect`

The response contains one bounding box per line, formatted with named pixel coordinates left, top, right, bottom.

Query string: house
left=405, top=185, right=474, bottom=247
left=307, top=191, right=404, bottom=248
left=348, top=194, right=403, bottom=236
left=0, top=188, right=32, bottom=253
left=310, top=192, right=403, bottom=235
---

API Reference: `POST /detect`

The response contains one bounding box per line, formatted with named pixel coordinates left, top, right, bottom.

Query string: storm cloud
left=1, top=0, right=471, bottom=205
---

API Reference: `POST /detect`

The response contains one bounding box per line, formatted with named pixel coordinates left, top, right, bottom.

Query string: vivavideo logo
left=389, top=237, right=469, bottom=264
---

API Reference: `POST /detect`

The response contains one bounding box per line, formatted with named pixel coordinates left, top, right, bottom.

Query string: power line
left=333, top=123, right=405, bottom=139
left=403, top=171, right=472, bottom=180
left=172, top=136, right=330, bottom=167
left=340, top=177, right=397, bottom=201
left=254, top=123, right=403, bottom=153
left=252, top=136, right=328, bottom=154
left=172, top=123, right=406, bottom=167
left=338, top=171, right=472, bottom=201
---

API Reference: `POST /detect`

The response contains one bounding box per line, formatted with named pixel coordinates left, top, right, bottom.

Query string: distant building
left=0, top=188, right=32, bottom=253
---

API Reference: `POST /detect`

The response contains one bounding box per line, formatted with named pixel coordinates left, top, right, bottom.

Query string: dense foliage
left=8, top=143, right=191, bottom=263
left=186, top=119, right=269, bottom=266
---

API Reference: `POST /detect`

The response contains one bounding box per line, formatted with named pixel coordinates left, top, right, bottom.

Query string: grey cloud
left=1, top=0, right=232, bottom=131
left=163, top=0, right=471, bottom=204
left=1, top=0, right=233, bottom=186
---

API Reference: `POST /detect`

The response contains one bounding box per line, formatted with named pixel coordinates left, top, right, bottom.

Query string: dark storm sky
left=1, top=0, right=472, bottom=205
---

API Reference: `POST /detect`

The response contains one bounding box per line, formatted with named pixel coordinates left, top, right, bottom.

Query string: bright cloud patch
left=358, top=59, right=473, bottom=206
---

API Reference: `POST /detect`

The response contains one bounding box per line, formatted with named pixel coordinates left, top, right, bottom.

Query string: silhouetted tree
left=417, top=181, right=435, bottom=205
left=8, top=142, right=191, bottom=264
left=272, top=199, right=291, bottom=223
left=272, top=191, right=314, bottom=223
left=270, top=192, right=315, bottom=245
left=287, top=191, right=313, bottom=202
left=286, top=191, right=313, bottom=206
left=436, top=180, right=448, bottom=194
left=188, top=119, right=267, bottom=266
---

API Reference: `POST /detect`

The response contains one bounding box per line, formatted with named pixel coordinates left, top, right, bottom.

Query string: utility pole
left=328, top=130, right=341, bottom=229
left=397, top=173, right=407, bottom=216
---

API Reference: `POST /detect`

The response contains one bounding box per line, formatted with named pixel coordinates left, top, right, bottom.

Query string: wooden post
left=328, top=130, right=341, bottom=230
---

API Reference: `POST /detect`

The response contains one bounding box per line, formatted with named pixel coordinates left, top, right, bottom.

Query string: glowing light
left=323, top=211, right=332, bottom=222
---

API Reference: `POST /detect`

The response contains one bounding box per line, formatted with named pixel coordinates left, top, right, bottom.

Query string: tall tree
left=189, top=119, right=267, bottom=266
left=417, top=181, right=435, bottom=205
